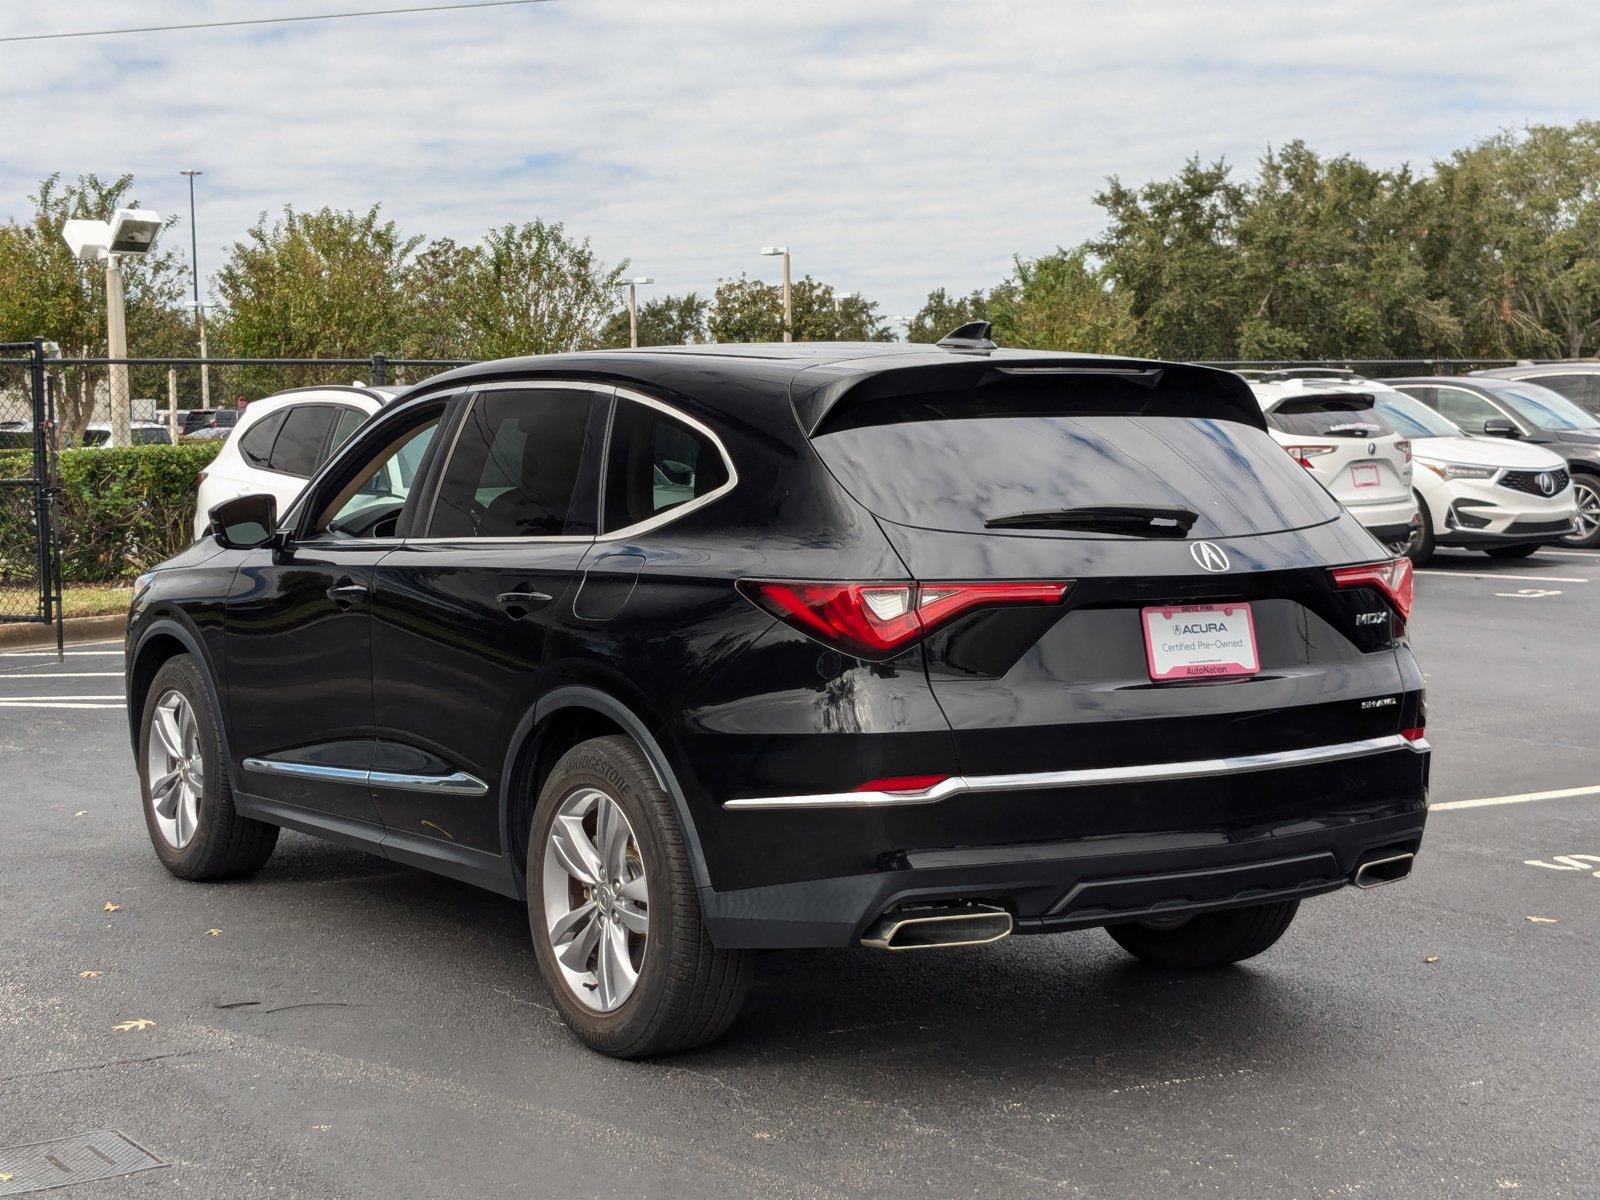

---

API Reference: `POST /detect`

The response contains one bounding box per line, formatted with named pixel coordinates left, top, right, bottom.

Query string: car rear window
left=1262, top=396, right=1395, bottom=439
left=811, top=410, right=1341, bottom=539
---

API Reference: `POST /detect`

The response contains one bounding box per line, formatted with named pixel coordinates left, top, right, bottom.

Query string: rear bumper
left=700, top=740, right=1429, bottom=949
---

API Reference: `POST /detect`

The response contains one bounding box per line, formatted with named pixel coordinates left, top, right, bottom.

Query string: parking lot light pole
left=622, top=277, right=654, bottom=348
left=181, top=170, right=211, bottom=407
left=761, top=246, right=792, bottom=341
left=103, top=256, right=131, bottom=447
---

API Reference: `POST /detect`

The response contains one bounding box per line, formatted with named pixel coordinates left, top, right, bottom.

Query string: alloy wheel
left=146, top=689, right=203, bottom=849
left=541, top=786, right=650, bottom=1012
left=1567, top=479, right=1600, bottom=545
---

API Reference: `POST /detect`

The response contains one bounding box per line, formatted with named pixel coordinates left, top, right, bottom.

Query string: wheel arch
left=128, top=617, right=231, bottom=775
left=500, top=685, right=711, bottom=897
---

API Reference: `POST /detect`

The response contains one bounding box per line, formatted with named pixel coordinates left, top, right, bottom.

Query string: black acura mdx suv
left=127, top=335, right=1429, bottom=1056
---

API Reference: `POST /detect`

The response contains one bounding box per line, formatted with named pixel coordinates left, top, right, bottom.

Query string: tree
left=986, top=248, right=1142, bottom=354
left=598, top=292, right=710, bottom=348
left=214, top=205, right=420, bottom=392
left=0, top=173, right=190, bottom=440
left=1232, top=142, right=1459, bottom=360
left=409, top=220, right=626, bottom=362
left=1091, top=157, right=1247, bottom=360
left=1425, top=123, right=1600, bottom=358
left=708, top=275, right=892, bottom=342
left=908, top=288, right=988, bottom=343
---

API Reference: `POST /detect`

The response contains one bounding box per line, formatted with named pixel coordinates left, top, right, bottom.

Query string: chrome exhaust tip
left=861, top=903, right=1013, bottom=951
left=1353, top=851, right=1415, bottom=889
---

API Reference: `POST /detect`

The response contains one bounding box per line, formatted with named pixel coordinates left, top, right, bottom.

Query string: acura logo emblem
left=1367, top=442, right=1376, bottom=455
left=1190, top=541, right=1230, bottom=572
left=1537, top=471, right=1556, bottom=496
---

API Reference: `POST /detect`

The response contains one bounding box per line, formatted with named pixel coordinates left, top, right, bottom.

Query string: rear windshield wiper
left=984, top=504, right=1199, bottom=537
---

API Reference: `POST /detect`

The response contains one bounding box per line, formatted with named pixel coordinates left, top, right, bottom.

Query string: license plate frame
left=1141, top=602, right=1260, bottom=682
left=1350, top=463, right=1381, bottom=489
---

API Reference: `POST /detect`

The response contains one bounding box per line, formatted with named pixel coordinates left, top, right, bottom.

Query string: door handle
left=496, top=590, right=552, bottom=619
left=326, top=581, right=369, bottom=609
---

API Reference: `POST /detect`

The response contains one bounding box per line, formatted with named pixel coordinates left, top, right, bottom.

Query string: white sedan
left=1370, top=386, right=1577, bottom=563
left=192, top=386, right=400, bottom=539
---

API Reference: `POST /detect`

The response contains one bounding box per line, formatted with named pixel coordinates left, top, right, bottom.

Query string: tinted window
left=1494, top=381, right=1600, bottom=430
left=604, top=400, right=729, bottom=531
left=329, top=407, right=366, bottom=455
left=318, top=416, right=441, bottom=539
left=1263, top=396, right=1393, bottom=439
left=1431, top=387, right=1506, bottom=433
left=268, top=405, right=338, bottom=476
left=1522, top=374, right=1596, bottom=407
left=427, top=389, right=595, bottom=538
left=238, top=410, right=288, bottom=468
left=812, top=413, right=1341, bottom=539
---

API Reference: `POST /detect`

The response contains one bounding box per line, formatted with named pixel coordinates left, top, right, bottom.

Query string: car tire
left=1483, top=543, right=1540, bottom=560
left=528, top=734, right=750, bottom=1057
left=1105, top=900, right=1298, bottom=969
left=1405, top=493, right=1435, bottom=565
left=139, top=654, right=279, bottom=880
left=1562, top=473, right=1600, bottom=548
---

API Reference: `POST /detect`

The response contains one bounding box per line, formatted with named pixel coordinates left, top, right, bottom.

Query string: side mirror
left=208, top=493, right=280, bottom=550
left=1482, top=417, right=1520, bottom=438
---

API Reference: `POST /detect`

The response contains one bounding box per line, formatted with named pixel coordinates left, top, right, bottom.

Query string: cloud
left=2, top=0, right=1597, bottom=321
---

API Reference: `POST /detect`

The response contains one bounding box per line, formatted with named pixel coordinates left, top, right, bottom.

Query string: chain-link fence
left=1203, top=358, right=1519, bottom=376
left=0, top=342, right=55, bottom=626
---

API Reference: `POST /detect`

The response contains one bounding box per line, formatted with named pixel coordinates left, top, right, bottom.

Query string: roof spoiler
left=793, top=356, right=1266, bottom=436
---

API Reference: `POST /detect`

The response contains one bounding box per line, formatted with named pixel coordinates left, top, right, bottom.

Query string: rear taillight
left=1331, top=557, right=1414, bottom=622
left=1284, top=444, right=1336, bottom=470
left=736, top=579, right=1071, bottom=659
left=1396, top=439, right=1412, bottom=465
left=1400, top=726, right=1426, bottom=742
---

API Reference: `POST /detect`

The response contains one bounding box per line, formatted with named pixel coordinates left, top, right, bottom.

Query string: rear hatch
left=805, top=364, right=1410, bottom=778
left=1263, top=393, right=1411, bottom=506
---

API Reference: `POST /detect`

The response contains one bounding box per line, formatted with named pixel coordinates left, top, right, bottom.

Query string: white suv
left=192, top=386, right=400, bottom=538
left=1246, top=374, right=1418, bottom=549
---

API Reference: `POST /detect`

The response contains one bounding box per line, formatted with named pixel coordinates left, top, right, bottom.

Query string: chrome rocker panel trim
left=723, top=734, right=1430, bottom=811
left=243, top=757, right=489, bottom=797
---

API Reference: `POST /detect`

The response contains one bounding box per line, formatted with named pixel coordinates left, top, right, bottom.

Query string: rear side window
left=267, top=405, right=338, bottom=477
left=811, top=407, right=1341, bottom=539
left=603, top=399, right=729, bottom=531
left=427, top=389, right=595, bottom=538
left=238, top=410, right=288, bottom=468
left=329, top=407, right=366, bottom=455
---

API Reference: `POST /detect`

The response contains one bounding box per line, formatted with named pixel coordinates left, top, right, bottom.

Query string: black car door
left=225, top=403, right=447, bottom=830
left=367, top=383, right=608, bottom=855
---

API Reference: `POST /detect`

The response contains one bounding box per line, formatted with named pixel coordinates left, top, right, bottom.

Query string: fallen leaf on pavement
left=1425, top=956, right=1439, bottom=963
left=113, top=1018, right=156, bottom=1032
left=1526, top=915, right=1558, bottom=924
left=102, top=902, right=120, bottom=912
left=74, top=810, right=86, bottom=817
left=206, top=928, right=222, bottom=936
left=79, top=970, right=102, bottom=978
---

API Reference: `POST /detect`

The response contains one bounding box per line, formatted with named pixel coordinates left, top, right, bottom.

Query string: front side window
left=315, top=416, right=442, bottom=539
left=603, top=399, right=730, bottom=531
left=427, top=389, right=596, bottom=538
left=1431, top=387, right=1506, bottom=433
left=268, top=405, right=338, bottom=477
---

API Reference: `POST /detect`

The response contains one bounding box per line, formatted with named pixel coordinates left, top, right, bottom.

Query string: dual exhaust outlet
left=860, top=852, right=1415, bottom=950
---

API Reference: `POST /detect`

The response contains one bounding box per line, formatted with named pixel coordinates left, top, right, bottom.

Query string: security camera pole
left=623, top=277, right=654, bottom=348
left=760, top=246, right=792, bottom=342
left=180, top=169, right=210, bottom=407
left=61, top=209, right=163, bottom=448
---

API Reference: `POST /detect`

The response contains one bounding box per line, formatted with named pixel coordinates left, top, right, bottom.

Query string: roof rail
left=937, top=321, right=997, bottom=354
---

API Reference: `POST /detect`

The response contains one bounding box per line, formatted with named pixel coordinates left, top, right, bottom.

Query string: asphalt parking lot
left=3, top=549, right=1598, bottom=1199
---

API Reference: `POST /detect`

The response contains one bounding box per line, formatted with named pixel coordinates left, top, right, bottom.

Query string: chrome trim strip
left=722, top=734, right=1420, bottom=810
left=243, top=757, right=489, bottom=797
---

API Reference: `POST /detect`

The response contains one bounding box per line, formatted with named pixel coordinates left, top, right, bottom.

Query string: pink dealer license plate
left=1141, top=603, right=1260, bottom=681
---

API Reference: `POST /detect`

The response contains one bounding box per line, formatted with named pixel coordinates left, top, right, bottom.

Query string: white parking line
left=1415, top=571, right=1588, bottom=583
left=0, top=671, right=123, bottom=678
left=1433, top=784, right=1600, bottom=812
left=0, top=701, right=125, bottom=709
left=0, top=649, right=124, bottom=658
left=0, top=694, right=124, bottom=702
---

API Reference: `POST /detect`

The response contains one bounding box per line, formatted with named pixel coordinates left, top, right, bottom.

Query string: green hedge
left=0, top=443, right=221, bottom=584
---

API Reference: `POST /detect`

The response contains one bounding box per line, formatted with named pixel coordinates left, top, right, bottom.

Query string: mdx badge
left=1356, top=611, right=1389, bottom=626
left=1190, top=541, right=1230, bottom=572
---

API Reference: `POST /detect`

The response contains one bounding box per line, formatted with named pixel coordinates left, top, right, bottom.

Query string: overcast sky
left=3, top=0, right=1598, bottom=323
